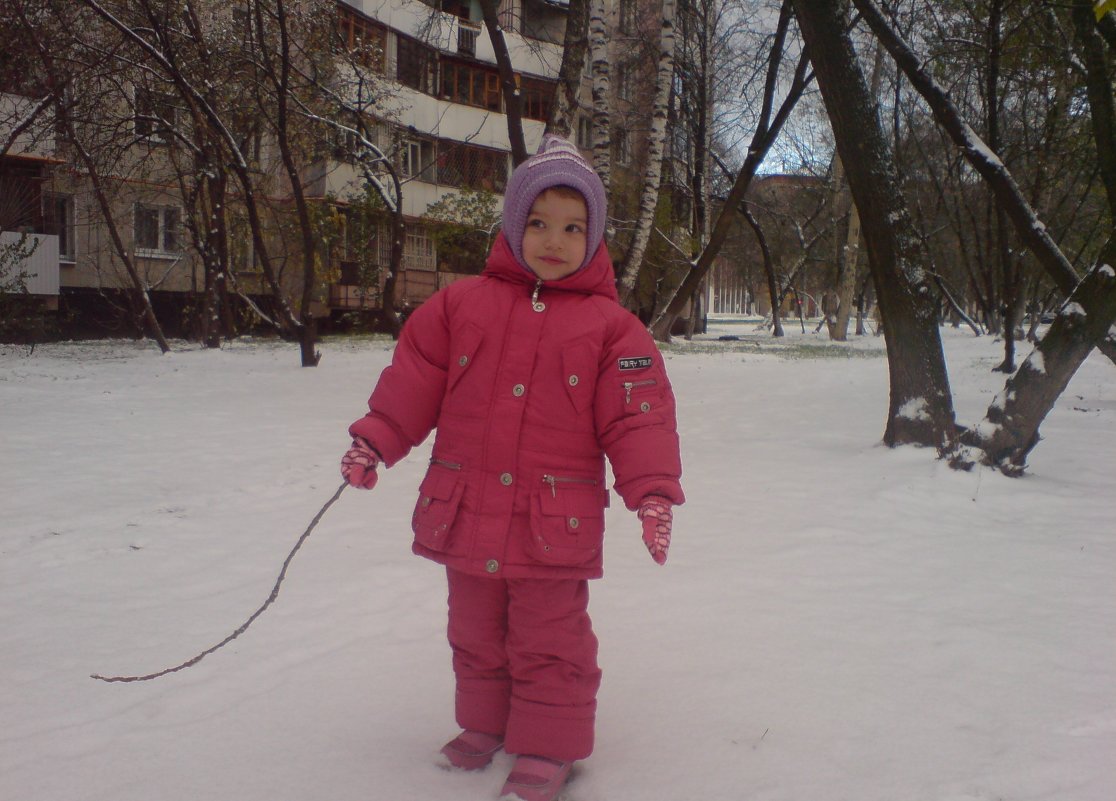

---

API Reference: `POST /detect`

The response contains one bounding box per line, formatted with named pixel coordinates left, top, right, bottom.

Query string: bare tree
left=850, top=0, right=1116, bottom=365
left=10, top=0, right=172, bottom=352
left=650, top=0, right=813, bottom=340
left=792, top=0, right=960, bottom=451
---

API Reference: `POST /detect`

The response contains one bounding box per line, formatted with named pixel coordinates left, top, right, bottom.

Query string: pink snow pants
left=446, top=567, right=602, bottom=762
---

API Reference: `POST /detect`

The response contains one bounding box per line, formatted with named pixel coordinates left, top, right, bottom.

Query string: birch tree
left=588, top=0, right=611, bottom=192
left=548, top=0, right=589, bottom=138
left=616, top=0, right=677, bottom=306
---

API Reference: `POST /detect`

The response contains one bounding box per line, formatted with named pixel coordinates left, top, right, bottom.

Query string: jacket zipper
left=430, top=457, right=463, bottom=470
left=623, top=379, right=657, bottom=404
left=542, top=474, right=599, bottom=497
left=531, top=280, right=545, bottom=312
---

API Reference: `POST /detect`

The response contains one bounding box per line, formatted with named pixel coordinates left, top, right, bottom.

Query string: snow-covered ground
left=1, top=322, right=1113, bottom=801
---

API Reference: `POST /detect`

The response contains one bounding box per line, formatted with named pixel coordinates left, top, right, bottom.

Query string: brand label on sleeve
left=618, top=356, right=653, bottom=371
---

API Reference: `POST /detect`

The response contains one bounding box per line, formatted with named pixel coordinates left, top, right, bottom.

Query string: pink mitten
left=638, top=496, right=673, bottom=565
left=340, top=437, right=381, bottom=489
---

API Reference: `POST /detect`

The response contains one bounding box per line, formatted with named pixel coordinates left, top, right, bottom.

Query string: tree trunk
left=617, top=0, right=677, bottom=307
left=829, top=39, right=882, bottom=342
left=269, top=0, right=320, bottom=366
left=743, top=206, right=784, bottom=337
left=548, top=0, right=588, bottom=138
left=479, top=0, right=528, bottom=165
left=588, top=0, right=611, bottom=193
left=968, top=245, right=1116, bottom=473
left=792, top=0, right=959, bottom=451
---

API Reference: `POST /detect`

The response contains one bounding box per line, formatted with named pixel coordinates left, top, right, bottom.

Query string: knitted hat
left=502, top=134, right=607, bottom=274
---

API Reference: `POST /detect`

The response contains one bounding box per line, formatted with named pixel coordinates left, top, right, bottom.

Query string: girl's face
left=521, top=189, right=589, bottom=281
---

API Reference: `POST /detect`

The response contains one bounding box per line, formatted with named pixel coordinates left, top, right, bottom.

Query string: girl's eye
left=566, top=224, right=585, bottom=234
left=528, top=218, right=545, bottom=229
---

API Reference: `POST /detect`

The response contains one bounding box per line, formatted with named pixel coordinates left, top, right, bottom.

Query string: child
left=340, top=135, right=683, bottom=801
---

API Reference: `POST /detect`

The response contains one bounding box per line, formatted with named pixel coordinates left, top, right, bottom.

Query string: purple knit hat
left=502, top=134, right=607, bottom=274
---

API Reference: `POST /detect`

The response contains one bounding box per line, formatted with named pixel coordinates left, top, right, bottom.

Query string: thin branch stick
left=91, top=481, right=348, bottom=683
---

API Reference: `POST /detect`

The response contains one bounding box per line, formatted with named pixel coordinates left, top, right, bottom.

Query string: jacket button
left=500, top=472, right=513, bottom=486
left=485, top=559, right=499, bottom=573
left=640, top=401, right=651, bottom=413
left=569, top=516, right=580, bottom=529
left=533, top=301, right=546, bottom=313
left=458, top=355, right=468, bottom=367
left=568, top=374, right=579, bottom=387
left=513, top=383, right=525, bottom=397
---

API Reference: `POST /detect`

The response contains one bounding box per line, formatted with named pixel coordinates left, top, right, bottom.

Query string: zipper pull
left=542, top=474, right=557, bottom=497
left=624, top=382, right=633, bottom=404
left=531, top=280, right=545, bottom=312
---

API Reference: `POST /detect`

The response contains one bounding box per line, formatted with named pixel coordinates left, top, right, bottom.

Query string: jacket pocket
left=412, top=460, right=466, bottom=554
left=620, top=377, right=660, bottom=416
left=527, top=474, right=606, bottom=567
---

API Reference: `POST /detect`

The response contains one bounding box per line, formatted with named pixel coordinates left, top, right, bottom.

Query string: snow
left=2, top=324, right=1114, bottom=801
left=896, top=396, right=930, bottom=421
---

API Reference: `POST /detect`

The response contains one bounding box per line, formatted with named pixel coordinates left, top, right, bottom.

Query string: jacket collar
left=482, top=232, right=619, bottom=303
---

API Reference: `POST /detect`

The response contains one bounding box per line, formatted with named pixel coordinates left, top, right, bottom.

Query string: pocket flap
left=419, top=467, right=460, bottom=501
left=448, top=323, right=485, bottom=389
left=561, top=342, right=597, bottom=413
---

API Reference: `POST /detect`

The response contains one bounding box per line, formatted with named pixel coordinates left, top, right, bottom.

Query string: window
left=616, top=64, right=633, bottom=102
left=457, top=21, right=480, bottom=57
left=404, top=224, right=435, bottom=271
left=134, top=88, right=181, bottom=142
left=336, top=6, right=386, bottom=72
left=228, top=214, right=258, bottom=273
left=577, top=116, right=593, bottom=150
left=441, top=58, right=501, bottom=111
left=401, top=136, right=437, bottom=181
left=42, top=193, right=75, bottom=262
left=396, top=35, right=437, bottom=94
left=521, top=76, right=555, bottom=122
left=328, top=126, right=362, bottom=163
left=615, top=128, right=631, bottom=165
left=497, top=0, right=519, bottom=33
left=133, top=203, right=181, bottom=255
left=437, top=142, right=508, bottom=192
left=619, top=0, right=636, bottom=34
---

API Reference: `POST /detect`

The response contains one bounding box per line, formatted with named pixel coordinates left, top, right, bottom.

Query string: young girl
left=340, top=135, right=683, bottom=801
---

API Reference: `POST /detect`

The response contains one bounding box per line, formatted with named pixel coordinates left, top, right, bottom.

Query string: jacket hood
left=482, top=232, right=619, bottom=303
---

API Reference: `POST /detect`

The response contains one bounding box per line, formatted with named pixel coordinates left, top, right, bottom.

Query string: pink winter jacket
left=349, top=233, right=684, bottom=579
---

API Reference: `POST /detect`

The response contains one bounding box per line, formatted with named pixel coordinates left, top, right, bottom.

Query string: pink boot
left=498, top=755, right=573, bottom=801
left=438, top=730, right=504, bottom=771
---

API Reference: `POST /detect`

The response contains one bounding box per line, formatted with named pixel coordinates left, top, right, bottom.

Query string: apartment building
left=0, top=0, right=585, bottom=336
